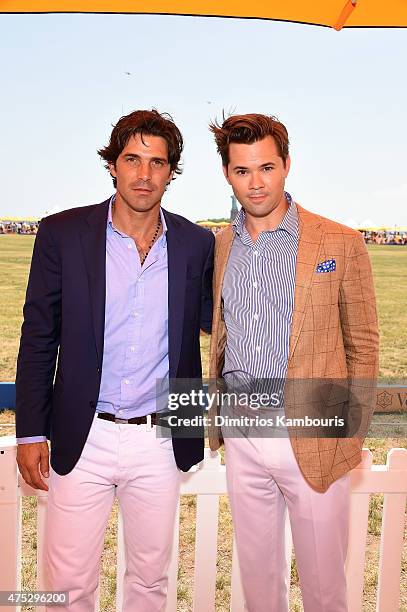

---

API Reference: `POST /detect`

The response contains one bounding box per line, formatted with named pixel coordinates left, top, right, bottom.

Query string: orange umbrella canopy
left=1, top=0, right=407, bottom=30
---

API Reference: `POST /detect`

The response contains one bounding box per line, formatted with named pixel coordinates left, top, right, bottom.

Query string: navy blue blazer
left=15, top=199, right=214, bottom=474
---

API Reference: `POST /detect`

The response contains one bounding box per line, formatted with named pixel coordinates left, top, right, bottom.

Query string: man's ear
left=284, top=155, right=291, bottom=178
left=167, top=170, right=174, bottom=186
left=222, top=165, right=231, bottom=185
left=108, top=162, right=117, bottom=178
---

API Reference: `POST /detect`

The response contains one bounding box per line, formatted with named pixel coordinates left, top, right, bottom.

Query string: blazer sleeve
left=200, top=233, right=215, bottom=334
left=15, top=218, right=62, bottom=438
left=339, top=231, right=379, bottom=441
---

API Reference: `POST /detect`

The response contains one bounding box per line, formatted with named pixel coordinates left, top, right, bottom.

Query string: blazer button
left=97, top=367, right=101, bottom=374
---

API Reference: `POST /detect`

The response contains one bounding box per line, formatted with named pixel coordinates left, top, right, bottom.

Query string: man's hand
left=17, top=442, right=50, bottom=491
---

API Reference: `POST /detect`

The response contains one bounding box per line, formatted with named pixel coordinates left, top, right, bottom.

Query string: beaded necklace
left=138, top=215, right=162, bottom=265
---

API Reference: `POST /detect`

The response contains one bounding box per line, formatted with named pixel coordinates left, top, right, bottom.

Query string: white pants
left=224, top=436, right=350, bottom=612
left=45, top=414, right=180, bottom=612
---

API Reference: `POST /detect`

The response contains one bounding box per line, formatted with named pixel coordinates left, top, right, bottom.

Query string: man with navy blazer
left=15, top=109, right=214, bottom=611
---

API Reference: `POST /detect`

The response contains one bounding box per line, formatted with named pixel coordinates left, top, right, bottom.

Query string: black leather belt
left=97, top=412, right=157, bottom=425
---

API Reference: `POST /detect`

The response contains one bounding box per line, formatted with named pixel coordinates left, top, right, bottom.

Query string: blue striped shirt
left=222, top=193, right=299, bottom=396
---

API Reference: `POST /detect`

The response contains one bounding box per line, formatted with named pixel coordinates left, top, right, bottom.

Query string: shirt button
left=124, top=379, right=130, bottom=385
left=253, top=250, right=258, bottom=256
left=253, top=282, right=258, bottom=289
left=254, top=313, right=259, bottom=320
left=127, top=244, right=132, bottom=249
left=133, top=312, right=138, bottom=317
left=130, top=346, right=135, bottom=352
left=256, top=346, right=261, bottom=352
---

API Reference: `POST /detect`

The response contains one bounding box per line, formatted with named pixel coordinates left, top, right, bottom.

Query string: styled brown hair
left=98, top=109, right=183, bottom=186
left=209, top=113, right=289, bottom=167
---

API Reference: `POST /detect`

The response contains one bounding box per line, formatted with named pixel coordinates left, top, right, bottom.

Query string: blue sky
left=0, top=14, right=406, bottom=226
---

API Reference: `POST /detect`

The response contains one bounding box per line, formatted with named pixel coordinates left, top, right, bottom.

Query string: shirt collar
left=107, top=195, right=168, bottom=241
left=232, top=191, right=298, bottom=239
left=278, top=193, right=299, bottom=239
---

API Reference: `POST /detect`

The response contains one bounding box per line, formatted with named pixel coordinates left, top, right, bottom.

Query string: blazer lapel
left=288, top=205, right=323, bottom=361
left=214, top=225, right=235, bottom=309
left=80, top=201, right=109, bottom=364
left=164, top=210, right=187, bottom=378
left=210, top=225, right=234, bottom=378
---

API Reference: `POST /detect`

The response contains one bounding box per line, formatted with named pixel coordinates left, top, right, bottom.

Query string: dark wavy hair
left=209, top=113, right=289, bottom=168
left=98, top=109, right=183, bottom=187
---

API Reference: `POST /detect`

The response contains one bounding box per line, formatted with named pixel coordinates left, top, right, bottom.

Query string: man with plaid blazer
left=208, top=114, right=379, bottom=611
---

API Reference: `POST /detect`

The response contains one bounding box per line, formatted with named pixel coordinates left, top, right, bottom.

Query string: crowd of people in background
left=197, top=221, right=407, bottom=245
left=1, top=218, right=407, bottom=245
left=361, top=230, right=407, bottom=245
left=0, top=221, right=39, bottom=234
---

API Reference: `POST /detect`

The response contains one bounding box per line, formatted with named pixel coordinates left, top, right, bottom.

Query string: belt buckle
left=114, top=417, right=129, bottom=424
left=146, top=414, right=153, bottom=431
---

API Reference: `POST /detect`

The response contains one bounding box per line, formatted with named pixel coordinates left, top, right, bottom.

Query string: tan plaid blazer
left=208, top=203, right=379, bottom=492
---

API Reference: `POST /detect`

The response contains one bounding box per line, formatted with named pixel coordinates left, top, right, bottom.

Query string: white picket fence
left=0, top=437, right=406, bottom=612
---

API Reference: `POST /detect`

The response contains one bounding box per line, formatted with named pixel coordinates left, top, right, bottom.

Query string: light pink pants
left=45, top=414, right=180, bottom=612
left=224, top=436, right=350, bottom=612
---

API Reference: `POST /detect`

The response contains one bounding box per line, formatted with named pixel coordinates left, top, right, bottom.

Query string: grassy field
left=0, top=235, right=35, bottom=381
left=1, top=239, right=406, bottom=381
left=368, top=245, right=407, bottom=379
left=0, top=235, right=406, bottom=611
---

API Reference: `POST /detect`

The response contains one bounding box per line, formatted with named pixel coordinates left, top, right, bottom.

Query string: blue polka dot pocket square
left=316, top=258, right=336, bottom=273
